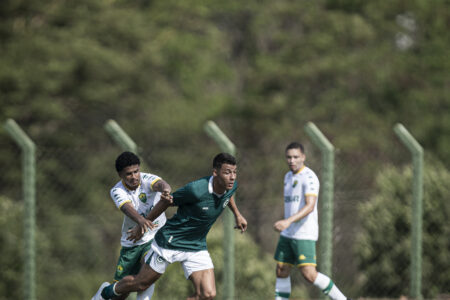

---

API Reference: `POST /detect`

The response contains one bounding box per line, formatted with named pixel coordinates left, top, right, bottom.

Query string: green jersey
left=155, top=176, right=237, bottom=251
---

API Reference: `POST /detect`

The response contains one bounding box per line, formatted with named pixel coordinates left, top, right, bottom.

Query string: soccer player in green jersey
left=93, top=152, right=247, bottom=300
left=273, top=142, right=351, bottom=300
left=91, top=151, right=173, bottom=300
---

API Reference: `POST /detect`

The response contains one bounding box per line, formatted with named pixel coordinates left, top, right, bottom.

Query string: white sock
left=275, top=276, right=291, bottom=300
left=313, top=272, right=346, bottom=300
left=136, top=284, right=155, bottom=300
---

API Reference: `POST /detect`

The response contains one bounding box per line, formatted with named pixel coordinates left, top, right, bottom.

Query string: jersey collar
left=208, top=176, right=226, bottom=197
left=121, top=180, right=141, bottom=192
left=293, top=165, right=305, bottom=175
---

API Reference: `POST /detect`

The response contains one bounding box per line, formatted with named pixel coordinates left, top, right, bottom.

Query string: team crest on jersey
left=156, top=255, right=166, bottom=264
left=292, top=180, right=298, bottom=188
left=117, top=265, right=124, bottom=275
left=139, top=193, right=147, bottom=203
left=223, top=199, right=230, bottom=208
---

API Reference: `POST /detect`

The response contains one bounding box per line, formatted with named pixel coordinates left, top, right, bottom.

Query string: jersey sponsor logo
left=299, top=254, right=306, bottom=261
left=223, top=199, right=230, bottom=208
left=202, top=207, right=209, bottom=210
left=292, top=180, right=298, bottom=188
left=139, top=193, right=147, bottom=203
left=284, top=195, right=300, bottom=203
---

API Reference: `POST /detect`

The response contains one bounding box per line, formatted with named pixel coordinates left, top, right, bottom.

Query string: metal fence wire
left=1, top=130, right=449, bottom=300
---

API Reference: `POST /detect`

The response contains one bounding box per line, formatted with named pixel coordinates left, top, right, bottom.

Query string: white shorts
left=145, top=241, right=214, bottom=279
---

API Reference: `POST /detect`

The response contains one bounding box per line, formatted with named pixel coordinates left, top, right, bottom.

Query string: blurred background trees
left=1, top=0, right=448, bottom=298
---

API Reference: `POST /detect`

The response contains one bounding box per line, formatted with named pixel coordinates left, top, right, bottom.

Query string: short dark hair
left=286, top=142, right=304, bottom=153
left=213, top=153, right=236, bottom=170
left=115, top=151, right=140, bottom=173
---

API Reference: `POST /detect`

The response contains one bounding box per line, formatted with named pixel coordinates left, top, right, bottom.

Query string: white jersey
left=281, top=166, right=320, bottom=241
left=110, top=172, right=167, bottom=247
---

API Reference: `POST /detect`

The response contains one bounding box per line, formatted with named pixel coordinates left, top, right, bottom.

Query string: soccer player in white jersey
left=94, top=153, right=247, bottom=300
left=92, top=151, right=172, bottom=300
left=273, top=142, right=351, bottom=300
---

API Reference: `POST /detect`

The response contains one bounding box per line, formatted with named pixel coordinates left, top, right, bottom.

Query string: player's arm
left=228, top=196, right=247, bottom=233
left=126, top=193, right=173, bottom=243
left=152, top=178, right=172, bottom=195
left=273, top=194, right=317, bottom=232
left=120, top=203, right=155, bottom=234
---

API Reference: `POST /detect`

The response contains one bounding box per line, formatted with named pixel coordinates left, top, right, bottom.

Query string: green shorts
left=274, top=235, right=317, bottom=267
left=114, top=241, right=153, bottom=281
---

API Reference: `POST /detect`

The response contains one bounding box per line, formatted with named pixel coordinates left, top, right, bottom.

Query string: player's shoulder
left=111, top=180, right=125, bottom=192
left=284, top=171, right=293, bottom=179
left=303, top=166, right=319, bottom=180
left=187, top=176, right=210, bottom=191
left=110, top=180, right=127, bottom=198
left=140, top=172, right=161, bottom=182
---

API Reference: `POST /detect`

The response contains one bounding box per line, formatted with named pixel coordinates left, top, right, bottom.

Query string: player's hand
left=126, top=225, right=144, bottom=243
left=273, top=219, right=290, bottom=232
left=160, top=190, right=173, bottom=205
left=234, top=214, right=247, bottom=233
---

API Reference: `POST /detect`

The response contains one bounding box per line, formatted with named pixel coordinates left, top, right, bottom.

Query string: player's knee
left=300, top=266, right=317, bottom=283
left=200, top=288, right=216, bottom=300
left=276, top=264, right=290, bottom=278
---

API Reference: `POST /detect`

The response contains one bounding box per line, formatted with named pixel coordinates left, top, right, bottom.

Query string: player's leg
left=295, top=240, right=348, bottom=300
left=275, top=263, right=292, bottom=300
left=181, top=250, right=216, bottom=300
left=274, top=235, right=295, bottom=300
left=100, top=264, right=162, bottom=299
left=135, top=242, right=157, bottom=300
left=136, top=283, right=155, bottom=300
left=300, top=266, right=347, bottom=300
left=187, top=269, right=216, bottom=300
left=100, top=245, right=170, bottom=300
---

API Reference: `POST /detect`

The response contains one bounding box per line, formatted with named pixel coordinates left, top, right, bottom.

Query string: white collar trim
left=208, top=176, right=225, bottom=197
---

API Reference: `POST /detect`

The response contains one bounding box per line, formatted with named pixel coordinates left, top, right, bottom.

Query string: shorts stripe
left=276, top=260, right=294, bottom=266
left=297, top=262, right=317, bottom=267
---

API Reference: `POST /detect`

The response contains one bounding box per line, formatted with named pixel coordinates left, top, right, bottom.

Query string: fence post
left=4, top=119, right=36, bottom=300
left=394, top=123, right=423, bottom=300
left=304, top=122, right=334, bottom=279
left=104, top=119, right=139, bottom=154
left=204, top=120, right=236, bottom=300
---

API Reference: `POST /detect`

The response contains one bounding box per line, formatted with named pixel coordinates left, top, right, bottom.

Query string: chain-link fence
left=1, top=127, right=449, bottom=300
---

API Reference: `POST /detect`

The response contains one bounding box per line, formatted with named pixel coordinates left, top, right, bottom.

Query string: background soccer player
left=92, top=151, right=172, bottom=300
left=94, top=152, right=247, bottom=300
left=273, top=142, right=351, bottom=300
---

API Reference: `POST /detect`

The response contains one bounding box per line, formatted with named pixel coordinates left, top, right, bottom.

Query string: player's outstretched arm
left=152, top=179, right=171, bottom=195
left=227, top=196, right=247, bottom=233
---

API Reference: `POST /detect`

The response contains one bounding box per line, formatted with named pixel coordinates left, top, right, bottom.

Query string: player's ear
left=212, top=168, right=218, bottom=176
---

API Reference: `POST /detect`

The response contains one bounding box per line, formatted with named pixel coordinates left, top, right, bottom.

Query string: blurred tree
left=356, top=158, right=450, bottom=298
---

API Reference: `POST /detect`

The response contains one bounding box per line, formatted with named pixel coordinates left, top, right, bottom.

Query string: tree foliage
left=356, top=160, right=450, bottom=298
left=0, top=0, right=449, bottom=298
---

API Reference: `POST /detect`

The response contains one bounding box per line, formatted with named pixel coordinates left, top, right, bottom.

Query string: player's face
left=214, top=163, right=237, bottom=192
left=119, top=164, right=141, bottom=190
left=285, top=148, right=305, bottom=173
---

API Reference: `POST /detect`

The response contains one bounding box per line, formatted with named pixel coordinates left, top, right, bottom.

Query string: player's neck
left=212, top=179, right=226, bottom=195
left=292, top=165, right=305, bottom=174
